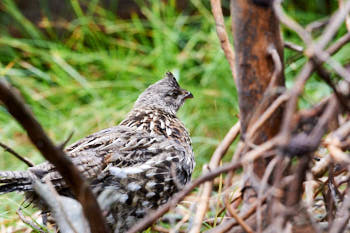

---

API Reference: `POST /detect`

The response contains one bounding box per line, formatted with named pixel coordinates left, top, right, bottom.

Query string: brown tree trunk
left=231, top=0, right=284, bottom=208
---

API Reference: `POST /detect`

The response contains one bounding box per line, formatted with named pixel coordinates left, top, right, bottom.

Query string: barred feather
left=0, top=171, right=34, bottom=194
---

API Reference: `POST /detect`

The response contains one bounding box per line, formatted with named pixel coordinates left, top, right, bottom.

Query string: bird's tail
left=0, top=171, right=33, bottom=194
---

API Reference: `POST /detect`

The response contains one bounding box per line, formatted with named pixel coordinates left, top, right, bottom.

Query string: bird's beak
left=183, top=90, right=194, bottom=99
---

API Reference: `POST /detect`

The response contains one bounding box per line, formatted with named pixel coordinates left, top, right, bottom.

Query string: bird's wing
left=92, top=137, right=191, bottom=216
left=30, top=125, right=190, bottom=187
left=66, top=125, right=182, bottom=166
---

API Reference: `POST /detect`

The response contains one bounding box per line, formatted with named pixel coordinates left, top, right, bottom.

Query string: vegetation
left=0, top=0, right=349, bottom=231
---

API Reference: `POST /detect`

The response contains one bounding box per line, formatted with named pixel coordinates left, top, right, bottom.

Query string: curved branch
left=0, top=79, right=109, bottom=233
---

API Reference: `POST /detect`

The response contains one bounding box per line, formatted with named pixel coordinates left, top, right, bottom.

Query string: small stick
left=152, top=225, right=170, bottom=233
left=327, top=144, right=350, bottom=163
left=16, top=208, right=45, bottom=233
left=216, top=192, right=242, bottom=217
left=170, top=209, right=191, bottom=233
left=210, top=0, right=236, bottom=80
left=315, top=0, right=350, bottom=52
left=223, top=141, right=245, bottom=193
left=256, top=157, right=279, bottom=233
left=224, top=194, right=253, bottom=233
left=0, top=142, right=34, bottom=167
left=241, top=137, right=278, bottom=164
left=306, top=17, right=330, bottom=32
left=326, top=33, right=350, bottom=55
left=206, top=195, right=268, bottom=233
left=284, top=41, right=304, bottom=53
left=189, top=122, right=240, bottom=233
left=246, top=94, right=289, bottom=140
left=58, top=131, right=74, bottom=150
left=273, top=0, right=313, bottom=46
left=329, top=185, right=350, bottom=233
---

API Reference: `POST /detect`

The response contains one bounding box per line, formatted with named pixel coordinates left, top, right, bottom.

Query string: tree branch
left=0, top=79, right=109, bottom=233
left=0, top=142, right=34, bottom=167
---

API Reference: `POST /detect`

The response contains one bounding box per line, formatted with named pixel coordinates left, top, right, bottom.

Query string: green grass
left=0, top=0, right=239, bottom=174
left=0, top=0, right=349, bottom=230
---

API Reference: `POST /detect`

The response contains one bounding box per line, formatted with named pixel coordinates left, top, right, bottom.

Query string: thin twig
left=224, top=141, right=245, bottom=191
left=210, top=0, right=236, bottom=80
left=329, top=184, right=350, bottom=233
left=189, top=122, right=240, bottom=233
left=241, top=137, right=278, bottom=164
left=0, top=142, right=34, bottom=167
left=206, top=195, right=268, bottom=233
left=326, top=33, right=350, bottom=55
left=267, top=45, right=283, bottom=91
left=314, top=1, right=350, bottom=52
left=16, top=208, right=45, bottom=233
left=313, top=50, right=350, bottom=84
left=327, top=143, right=350, bottom=163
left=224, top=194, right=253, bottom=233
left=273, top=0, right=313, bottom=46
left=256, top=157, right=279, bottom=233
left=313, top=62, right=349, bottom=110
left=246, top=93, right=289, bottom=140
left=58, top=131, right=74, bottom=150
left=284, top=41, right=304, bottom=52
left=279, top=61, right=314, bottom=145
left=284, top=32, right=350, bottom=58
left=216, top=192, right=242, bottom=218
left=152, top=225, right=170, bottom=233
left=306, top=17, right=329, bottom=32
left=210, top=122, right=241, bottom=169
left=43, top=178, right=80, bottom=233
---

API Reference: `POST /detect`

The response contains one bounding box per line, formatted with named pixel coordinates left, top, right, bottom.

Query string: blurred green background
left=0, top=0, right=349, bottom=230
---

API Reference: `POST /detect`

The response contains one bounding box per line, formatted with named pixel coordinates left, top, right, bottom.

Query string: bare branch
left=329, top=185, right=350, bottom=233
left=224, top=194, right=253, bottom=233
left=206, top=195, right=268, bottom=233
left=0, top=142, right=34, bottom=167
left=326, top=33, right=350, bottom=55
left=58, top=131, right=74, bottom=150
left=16, top=208, right=46, bottom=233
left=210, top=0, right=236, bottom=80
left=0, top=79, right=109, bottom=233
left=306, top=17, right=329, bottom=32
left=189, top=122, right=240, bottom=233
left=33, top=178, right=90, bottom=233
left=210, top=122, right=241, bottom=170
left=284, top=41, right=304, bottom=53
left=315, top=1, right=350, bottom=52
left=273, top=0, right=313, bottom=46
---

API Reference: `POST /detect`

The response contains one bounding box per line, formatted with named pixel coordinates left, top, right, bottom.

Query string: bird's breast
left=120, top=109, right=192, bottom=147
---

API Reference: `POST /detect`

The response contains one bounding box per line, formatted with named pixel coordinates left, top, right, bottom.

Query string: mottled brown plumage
left=0, top=72, right=195, bottom=232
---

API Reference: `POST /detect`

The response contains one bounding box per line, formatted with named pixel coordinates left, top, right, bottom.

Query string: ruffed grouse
left=0, top=72, right=195, bottom=232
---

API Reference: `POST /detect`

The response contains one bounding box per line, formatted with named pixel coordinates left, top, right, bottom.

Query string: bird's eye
left=167, top=91, right=179, bottom=98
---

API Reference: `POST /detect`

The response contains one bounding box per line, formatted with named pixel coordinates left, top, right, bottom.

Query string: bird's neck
left=120, top=108, right=191, bottom=145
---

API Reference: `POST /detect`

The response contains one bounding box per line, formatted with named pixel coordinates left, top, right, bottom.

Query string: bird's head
left=134, top=72, right=193, bottom=115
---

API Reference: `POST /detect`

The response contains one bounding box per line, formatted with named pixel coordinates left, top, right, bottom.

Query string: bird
left=0, top=72, right=195, bottom=232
